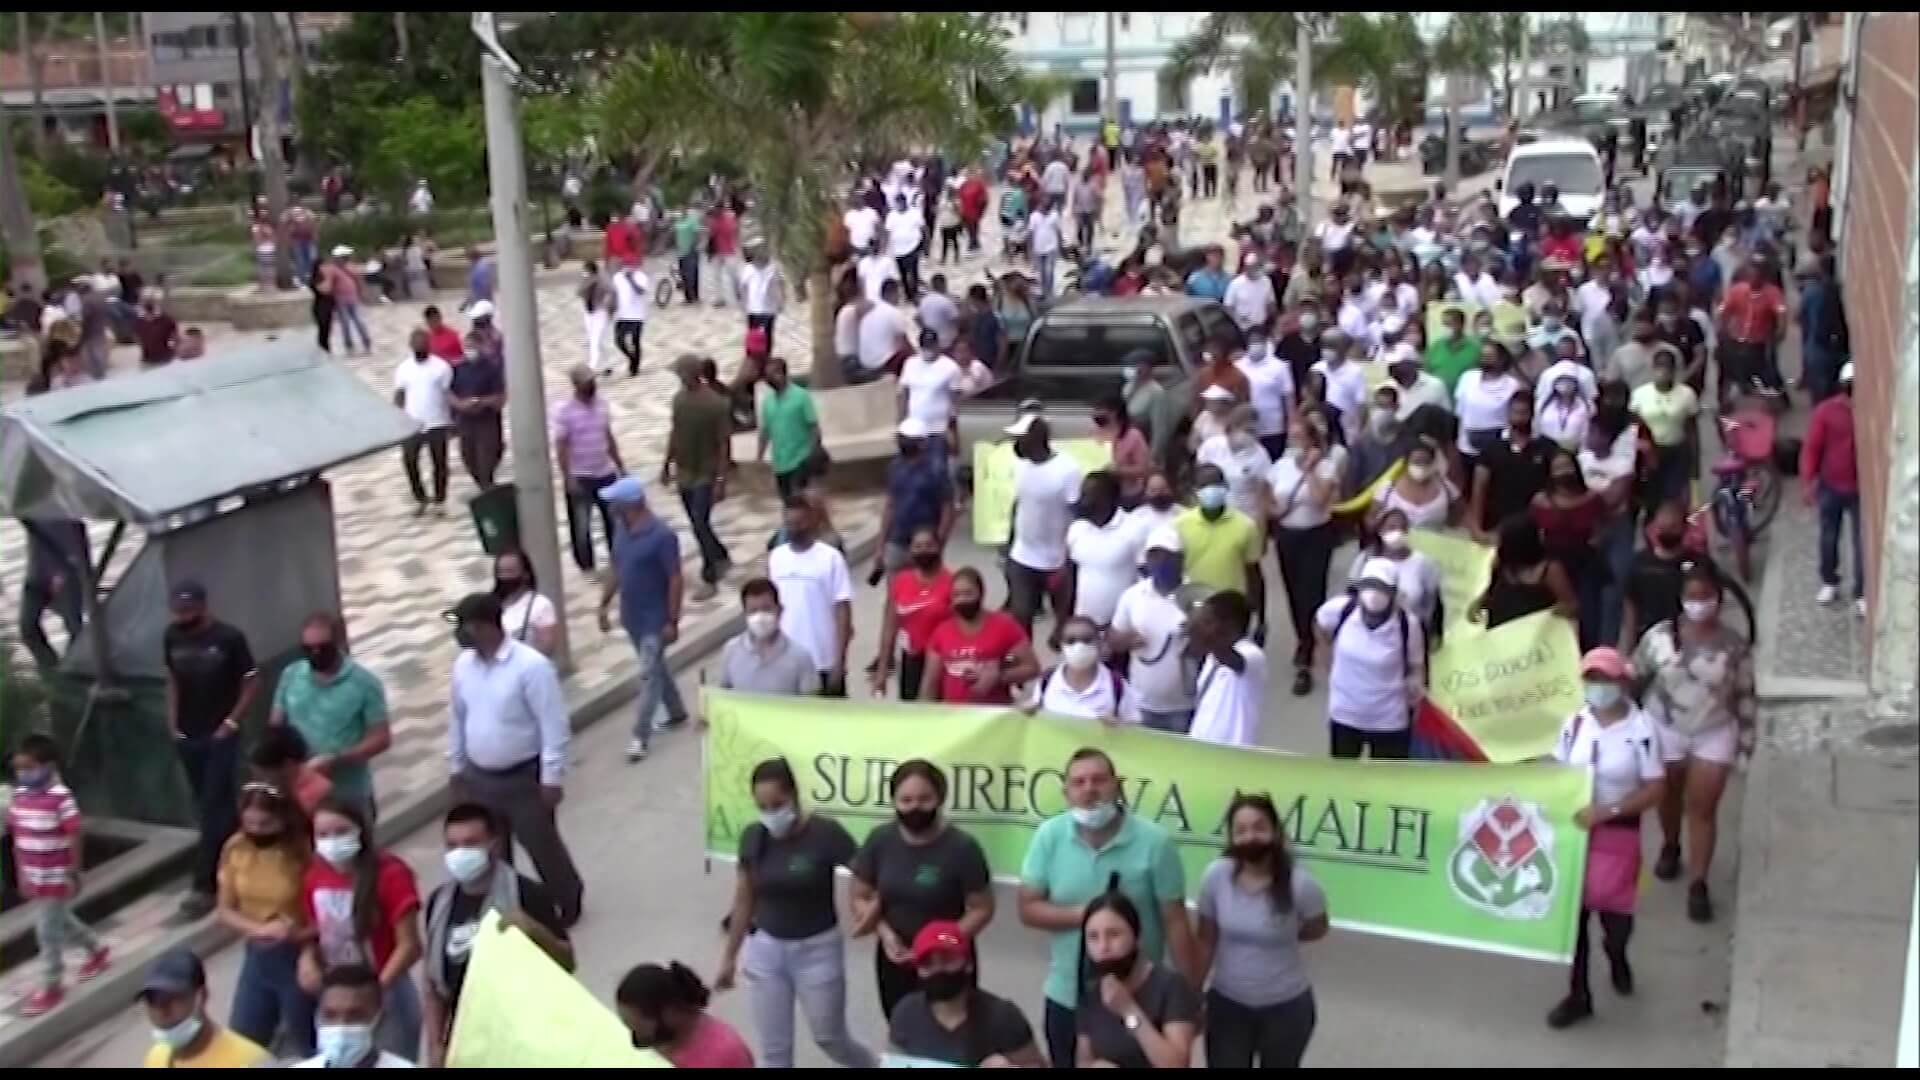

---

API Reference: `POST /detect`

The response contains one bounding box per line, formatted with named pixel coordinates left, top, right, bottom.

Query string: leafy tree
left=1496, top=14, right=1528, bottom=120
left=594, top=12, right=1032, bottom=385
left=296, top=13, right=481, bottom=167
left=1165, top=13, right=1428, bottom=126
left=358, top=98, right=486, bottom=208
left=1164, top=13, right=1305, bottom=120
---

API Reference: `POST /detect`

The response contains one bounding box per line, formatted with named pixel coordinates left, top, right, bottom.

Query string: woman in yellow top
left=1628, top=347, right=1700, bottom=505
left=218, top=783, right=317, bottom=1057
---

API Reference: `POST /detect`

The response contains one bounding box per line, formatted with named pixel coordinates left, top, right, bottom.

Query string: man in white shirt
left=886, top=194, right=926, bottom=300
left=915, top=273, right=961, bottom=350
left=1351, top=119, right=1374, bottom=170
left=1310, top=342, right=1371, bottom=437
left=844, top=195, right=881, bottom=255
left=897, top=328, right=966, bottom=442
left=1329, top=123, right=1353, bottom=179
left=1237, top=332, right=1295, bottom=459
left=1453, top=253, right=1502, bottom=308
left=1314, top=558, right=1425, bottom=760
left=394, top=329, right=454, bottom=513
left=1387, top=349, right=1451, bottom=420
left=1109, top=527, right=1196, bottom=733
left=409, top=178, right=434, bottom=217
left=1223, top=256, right=1278, bottom=333
left=767, top=498, right=855, bottom=695
left=609, top=256, right=651, bottom=377
left=447, top=592, right=583, bottom=924
left=739, top=246, right=785, bottom=338
left=1028, top=201, right=1063, bottom=301
left=1004, top=412, right=1083, bottom=634
left=1040, top=156, right=1072, bottom=203
left=833, top=294, right=864, bottom=378
left=1188, top=589, right=1266, bottom=747
left=855, top=279, right=913, bottom=383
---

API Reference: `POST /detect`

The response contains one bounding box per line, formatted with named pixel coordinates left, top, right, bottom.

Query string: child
left=8, top=734, right=111, bottom=1016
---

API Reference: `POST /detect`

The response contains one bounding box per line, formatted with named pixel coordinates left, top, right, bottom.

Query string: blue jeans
left=230, top=940, right=316, bottom=1057
left=1594, top=512, right=1635, bottom=649
left=679, top=482, right=732, bottom=585
left=627, top=630, right=688, bottom=748
left=1034, top=252, right=1057, bottom=301
left=1816, top=486, right=1864, bottom=598
left=335, top=302, right=372, bottom=352
left=292, top=240, right=317, bottom=283
left=377, top=973, right=422, bottom=1061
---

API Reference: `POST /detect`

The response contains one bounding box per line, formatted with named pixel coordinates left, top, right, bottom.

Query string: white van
left=1498, top=137, right=1606, bottom=221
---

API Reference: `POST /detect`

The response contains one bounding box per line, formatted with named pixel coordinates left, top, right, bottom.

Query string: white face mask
left=316, top=1023, right=377, bottom=1069
left=153, top=1014, right=203, bottom=1052
left=1379, top=529, right=1409, bottom=551
left=745, top=612, right=779, bottom=640
left=759, top=804, right=798, bottom=837
left=1406, top=463, right=1434, bottom=482
left=1358, top=587, right=1392, bottom=614
left=1061, top=642, right=1100, bottom=671
left=315, top=831, right=362, bottom=869
left=1682, top=599, right=1719, bottom=623
left=443, top=845, right=492, bottom=885
left=1070, top=801, right=1117, bottom=829
left=1583, top=682, right=1624, bottom=710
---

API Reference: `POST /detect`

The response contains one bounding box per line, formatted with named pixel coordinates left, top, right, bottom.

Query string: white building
left=997, top=12, right=1242, bottom=135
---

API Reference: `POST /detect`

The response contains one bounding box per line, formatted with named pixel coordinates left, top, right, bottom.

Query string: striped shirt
left=8, top=783, right=82, bottom=898
left=550, top=396, right=617, bottom=479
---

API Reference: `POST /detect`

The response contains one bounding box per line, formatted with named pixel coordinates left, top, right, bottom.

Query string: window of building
left=1069, top=78, right=1101, bottom=115
left=1159, top=72, right=1189, bottom=114
left=1061, top=13, right=1094, bottom=46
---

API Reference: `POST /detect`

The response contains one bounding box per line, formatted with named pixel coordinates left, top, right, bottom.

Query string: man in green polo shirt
left=755, top=356, right=820, bottom=500
left=269, top=613, right=390, bottom=814
left=1173, top=463, right=1264, bottom=607
left=1424, top=305, right=1482, bottom=394
left=1018, top=748, right=1196, bottom=1069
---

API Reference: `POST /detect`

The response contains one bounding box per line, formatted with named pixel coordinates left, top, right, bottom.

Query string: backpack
left=1331, top=596, right=1413, bottom=684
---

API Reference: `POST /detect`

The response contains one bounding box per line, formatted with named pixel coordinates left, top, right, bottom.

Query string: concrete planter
left=163, top=287, right=233, bottom=324
left=224, top=286, right=312, bottom=331
left=0, top=336, right=35, bottom=382
left=571, top=229, right=605, bottom=263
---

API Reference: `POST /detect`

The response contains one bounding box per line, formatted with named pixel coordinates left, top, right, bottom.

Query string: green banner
left=1427, top=612, right=1584, bottom=763
left=704, top=691, right=1592, bottom=963
left=970, top=439, right=1112, bottom=544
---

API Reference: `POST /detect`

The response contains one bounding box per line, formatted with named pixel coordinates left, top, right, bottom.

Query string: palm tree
left=1430, top=14, right=1498, bottom=192
left=594, top=12, right=1033, bottom=387
left=0, top=120, right=45, bottom=291
left=250, top=12, right=294, bottom=289
left=1164, top=13, right=1304, bottom=120
left=1496, top=14, right=1528, bottom=120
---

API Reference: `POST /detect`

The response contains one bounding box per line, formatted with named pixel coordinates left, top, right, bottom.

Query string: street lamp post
left=1295, top=16, right=1315, bottom=232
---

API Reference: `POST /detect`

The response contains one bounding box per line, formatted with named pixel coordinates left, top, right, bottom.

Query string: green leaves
left=358, top=98, right=486, bottom=207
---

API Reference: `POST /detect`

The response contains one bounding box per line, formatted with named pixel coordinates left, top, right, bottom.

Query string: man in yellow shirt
left=1173, top=464, right=1266, bottom=626
left=142, top=949, right=272, bottom=1068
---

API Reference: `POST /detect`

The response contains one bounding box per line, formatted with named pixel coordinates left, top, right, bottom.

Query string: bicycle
left=653, top=259, right=685, bottom=307
left=1697, top=408, right=1782, bottom=581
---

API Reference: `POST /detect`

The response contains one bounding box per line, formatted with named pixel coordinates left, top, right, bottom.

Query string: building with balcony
left=0, top=42, right=152, bottom=148
left=997, top=13, right=1243, bottom=135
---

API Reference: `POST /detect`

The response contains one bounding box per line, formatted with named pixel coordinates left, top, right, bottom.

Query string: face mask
left=1197, top=485, right=1229, bottom=512
left=952, top=600, right=983, bottom=622
left=316, top=1023, right=377, bottom=1069
left=759, top=805, right=798, bottom=838
left=1121, top=365, right=1138, bottom=385
left=1358, top=588, right=1392, bottom=614
left=453, top=624, right=477, bottom=651
left=745, top=612, right=779, bottom=640
left=1148, top=558, right=1183, bottom=594
left=315, top=831, right=362, bottom=869
left=1379, top=528, right=1408, bottom=551
left=16, top=765, right=52, bottom=790
left=153, top=1013, right=203, bottom=1052
left=1228, top=840, right=1273, bottom=864
left=1070, top=801, right=1118, bottom=830
left=493, top=575, right=525, bottom=597
left=444, top=845, right=492, bottom=885
left=1583, top=682, right=1624, bottom=710
left=1406, top=462, right=1434, bottom=482
left=1543, top=315, right=1563, bottom=331
left=1683, top=599, right=1719, bottom=623
left=896, top=807, right=938, bottom=834
left=922, top=971, right=971, bottom=1002
left=1147, top=494, right=1175, bottom=512
left=1061, top=642, right=1100, bottom=671
left=1299, top=314, right=1318, bottom=333
left=1091, top=953, right=1139, bottom=980
left=911, top=552, right=941, bottom=572
left=1555, top=380, right=1577, bottom=400
left=305, top=643, right=341, bottom=673
left=1656, top=528, right=1686, bottom=549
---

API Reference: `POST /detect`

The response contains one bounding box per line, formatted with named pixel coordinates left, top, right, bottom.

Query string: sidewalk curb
left=1722, top=745, right=1775, bottom=1068
left=1752, top=501, right=1869, bottom=704
left=0, top=527, right=880, bottom=1068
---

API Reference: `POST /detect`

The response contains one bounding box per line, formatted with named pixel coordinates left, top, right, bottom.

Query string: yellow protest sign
left=970, top=439, right=1112, bottom=544
left=1406, top=529, right=1494, bottom=628
left=1331, top=459, right=1402, bottom=518
left=1427, top=611, right=1582, bottom=763
left=446, top=911, right=674, bottom=1068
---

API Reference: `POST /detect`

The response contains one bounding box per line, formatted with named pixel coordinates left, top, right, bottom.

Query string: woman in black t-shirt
left=886, top=921, right=1043, bottom=1067
left=716, top=758, right=876, bottom=1069
left=1471, top=390, right=1556, bottom=537
left=1473, top=519, right=1577, bottom=629
left=1075, top=892, right=1201, bottom=1068
left=849, top=760, right=994, bottom=1018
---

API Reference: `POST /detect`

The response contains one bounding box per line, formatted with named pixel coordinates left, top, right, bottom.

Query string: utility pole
left=95, top=12, right=120, bottom=153
left=1294, top=16, right=1315, bottom=232
left=1517, top=16, right=1533, bottom=122
left=1791, top=13, right=1809, bottom=152
left=21, top=13, right=46, bottom=153
left=395, top=13, right=410, bottom=63
left=250, top=12, right=292, bottom=289
left=478, top=31, right=571, bottom=669
left=1103, top=12, right=1118, bottom=128
left=232, top=11, right=257, bottom=200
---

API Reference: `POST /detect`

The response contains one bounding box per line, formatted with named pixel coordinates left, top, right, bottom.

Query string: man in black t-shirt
left=1470, top=395, right=1556, bottom=537
left=421, top=804, right=572, bottom=1068
left=1654, top=290, right=1708, bottom=391
left=163, top=581, right=258, bottom=918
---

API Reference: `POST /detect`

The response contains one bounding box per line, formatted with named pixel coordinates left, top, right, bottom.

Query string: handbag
left=1582, top=822, right=1643, bottom=915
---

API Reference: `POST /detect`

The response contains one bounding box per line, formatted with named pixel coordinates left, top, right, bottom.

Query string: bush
left=316, top=208, right=496, bottom=256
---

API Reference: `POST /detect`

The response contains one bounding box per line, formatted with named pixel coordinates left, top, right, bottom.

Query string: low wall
left=225, top=286, right=312, bottom=331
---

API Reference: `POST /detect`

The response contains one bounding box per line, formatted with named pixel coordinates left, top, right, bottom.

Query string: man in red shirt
left=1716, top=258, right=1787, bottom=401
left=605, top=214, right=638, bottom=266
left=423, top=306, right=465, bottom=363
left=957, top=168, right=989, bottom=254
left=1799, top=361, right=1863, bottom=615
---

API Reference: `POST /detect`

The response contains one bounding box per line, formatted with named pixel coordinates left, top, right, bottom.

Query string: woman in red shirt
left=1531, top=448, right=1609, bottom=650
left=299, top=800, right=423, bottom=1060
left=920, top=568, right=1041, bottom=705
left=871, top=526, right=956, bottom=701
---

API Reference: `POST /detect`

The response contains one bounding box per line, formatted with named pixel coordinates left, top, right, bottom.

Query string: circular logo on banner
left=1448, top=797, right=1557, bottom=920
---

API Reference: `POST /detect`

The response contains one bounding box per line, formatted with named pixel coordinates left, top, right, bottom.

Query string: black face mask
left=1656, top=528, right=1686, bottom=549
left=413, top=350, right=429, bottom=361
left=1147, top=495, right=1175, bottom=511
left=245, top=830, right=283, bottom=848
left=923, top=971, right=971, bottom=1002
left=1229, top=840, right=1273, bottom=864
left=494, top=576, right=524, bottom=598
left=897, top=807, right=938, bottom=833
left=454, top=624, right=477, bottom=651
left=911, top=552, right=941, bottom=572
left=1091, top=953, right=1138, bottom=980
left=952, top=600, right=983, bottom=622
left=304, top=643, right=341, bottom=673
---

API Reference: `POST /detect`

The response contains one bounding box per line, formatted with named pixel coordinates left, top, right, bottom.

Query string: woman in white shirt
left=1026, top=616, right=1138, bottom=725
left=1536, top=370, right=1594, bottom=450
left=1346, top=508, right=1442, bottom=632
left=1065, top=472, right=1147, bottom=629
left=1196, top=406, right=1273, bottom=523
left=494, top=549, right=560, bottom=657
left=1267, top=416, right=1346, bottom=697
left=1546, top=646, right=1666, bottom=1031
left=1380, top=438, right=1456, bottom=529
left=1452, top=341, right=1522, bottom=490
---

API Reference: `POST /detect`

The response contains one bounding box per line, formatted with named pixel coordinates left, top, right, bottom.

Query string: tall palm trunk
left=1443, top=74, right=1462, bottom=193
left=809, top=270, right=838, bottom=388
left=0, top=118, right=46, bottom=292
left=251, top=12, right=293, bottom=289
left=21, top=13, right=46, bottom=153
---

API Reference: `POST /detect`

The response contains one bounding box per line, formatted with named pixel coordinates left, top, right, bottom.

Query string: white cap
left=330, top=245, right=353, bottom=258
left=896, top=417, right=931, bottom=439
left=1380, top=313, right=1406, bottom=337
left=1200, top=384, right=1237, bottom=403
left=1839, top=361, right=1855, bottom=384
left=467, top=300, right=496, bottom=320
left=1145, top=525, right=1183, bottom=554
left=1004, top=412, right=1042, bottom=437
left=1386, top=340, right=1421, bottom=367
left=1357, top=557, right=1400, bottom=590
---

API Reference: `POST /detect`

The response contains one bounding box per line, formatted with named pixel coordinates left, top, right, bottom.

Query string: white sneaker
left=1817, top=585, right=1838, bottom=606
left=625, top=739, right=647, bottom=763
left=1854, top=598, right=1867, bottom=618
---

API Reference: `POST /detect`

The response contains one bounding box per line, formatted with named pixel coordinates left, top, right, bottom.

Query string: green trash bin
left=469, top=483, right=521, bottom=556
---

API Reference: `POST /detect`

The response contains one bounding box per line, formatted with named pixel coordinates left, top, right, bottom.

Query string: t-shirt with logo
left=891, top=568, right=955, bottom=655
left=163, top=619, right=258, bottom=738
left=850, top=822, right=991, bottom=943
left=1553, top=705, right=1664, bottom=807
left=926, top=612, right=1029, bottom=705
left=437, top=873, right=566, bottom=1004
left=302, top=852, right=420, bottom=973
left=738, top=814, right=857, bottom=941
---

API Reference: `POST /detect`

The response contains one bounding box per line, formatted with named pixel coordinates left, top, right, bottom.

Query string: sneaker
left=18, top=986, right=63, bottom=1018
left=1653, top=844, right=1682, bottom=881
left=625, top=738, right=648, bottom=763
left=1816, top=584, right=1838, bottom=606
left=1291, top=669, right=1313, bottom=697
left=1855, top=598, right=1868, bottom=618
left=1545, top=994, right=1594, bottom=1029
left=665, top=713, right=689, bottom=729
left=1687, top=880, right=1714, bottom=923
left=1608, top=954, right=1634, bottom=996
left=75, top=947, right=111, bottom=982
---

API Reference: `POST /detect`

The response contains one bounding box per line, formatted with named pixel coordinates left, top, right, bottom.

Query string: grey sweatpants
left=36, top=897, right=101, bottom=988
left=741, top=928, right=877, bottom=1069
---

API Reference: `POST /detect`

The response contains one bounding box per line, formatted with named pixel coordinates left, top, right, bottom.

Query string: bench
left=730, top=375, right=899, bottom=494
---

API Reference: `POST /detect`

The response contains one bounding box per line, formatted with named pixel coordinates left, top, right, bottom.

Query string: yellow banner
left=1407, top=529, right=1494, bottom=628
left=446, top=911, right=673, bottom=1068
left=970, top=439, right=1112, bottom=544
left=1427, top=611, right=1582, bottom=762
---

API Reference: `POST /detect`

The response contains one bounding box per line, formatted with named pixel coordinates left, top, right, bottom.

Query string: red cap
left=745, top=327, right=770, bottom=355
left=910, top=920, right=970, bottom=965
left=1580, top=647, right=1631, bottom=681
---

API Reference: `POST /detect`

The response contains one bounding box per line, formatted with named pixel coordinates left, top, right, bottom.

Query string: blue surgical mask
left=315, top=831, right=362, bottom=869
left=1070, top=801, right=1118, bottom=829
left=15, top=765, right=52, bottom=791
left=1583, top=682, right=1624, bottom=710
left=1197, top=485, right=1229, bottom=511
left=1148, top=557, right=1183, bottom=593
left=316, top=1023, right=376, bottom=1069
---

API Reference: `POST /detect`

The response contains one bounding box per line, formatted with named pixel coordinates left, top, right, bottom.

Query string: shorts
left=1656, top=721, right=1738, bottom=766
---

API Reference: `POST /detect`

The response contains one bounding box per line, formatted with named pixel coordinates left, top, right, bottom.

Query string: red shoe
left=19, top=986, right=63, bottom=1017
left=76, top=947, right=111, bottom=981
